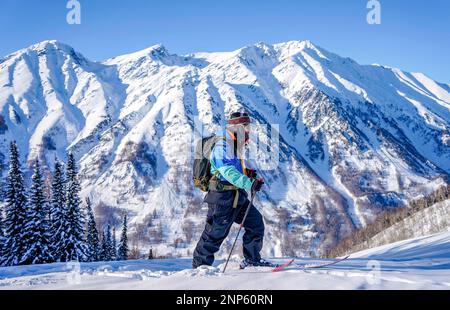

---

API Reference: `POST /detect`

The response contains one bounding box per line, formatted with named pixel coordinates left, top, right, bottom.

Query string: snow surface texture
left=0, top=231, right=449, bottom=290
left=0, top=40, right=450, bottom=257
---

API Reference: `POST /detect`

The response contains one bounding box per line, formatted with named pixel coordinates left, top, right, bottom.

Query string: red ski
left=300, top=256, right=350, bottom=269
left=271, top=259, right=295, bottom=272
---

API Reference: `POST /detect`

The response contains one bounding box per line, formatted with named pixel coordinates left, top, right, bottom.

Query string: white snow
left=1, top=231, right=449, bottom=290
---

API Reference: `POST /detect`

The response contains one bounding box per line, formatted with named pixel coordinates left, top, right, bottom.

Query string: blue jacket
left=210, top=130, right=254, bottom=191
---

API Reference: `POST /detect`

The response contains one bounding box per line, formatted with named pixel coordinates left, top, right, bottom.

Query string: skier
left=192, top=111, right=272, bottom=269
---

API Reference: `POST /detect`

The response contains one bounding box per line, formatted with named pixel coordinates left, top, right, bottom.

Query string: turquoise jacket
left=210, top=130, right=254, bottom=191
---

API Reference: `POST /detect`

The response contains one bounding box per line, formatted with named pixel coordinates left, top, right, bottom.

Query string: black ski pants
left=192, top=189, right=265, bottom=268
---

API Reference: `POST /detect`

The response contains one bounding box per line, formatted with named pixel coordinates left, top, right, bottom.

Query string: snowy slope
left=351, top=231, right=450, bottom=262
left=0, top=231, right=449, bottom=290
left=0, top=40, right=449, bottom=257
left=351, top=199, right=450, bottom=253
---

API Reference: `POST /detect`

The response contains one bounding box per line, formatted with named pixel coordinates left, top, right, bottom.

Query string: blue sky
left=0, top=0, right=449, bottom=83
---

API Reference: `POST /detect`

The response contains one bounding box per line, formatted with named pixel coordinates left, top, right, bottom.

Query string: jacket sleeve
left=210, top=141, right=254, bottom=191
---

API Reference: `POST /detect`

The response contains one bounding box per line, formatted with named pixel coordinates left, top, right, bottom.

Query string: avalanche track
left=0, top=231, right=449, bottom=290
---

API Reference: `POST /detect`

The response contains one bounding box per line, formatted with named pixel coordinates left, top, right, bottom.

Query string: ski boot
left=239, top=258, right=279, bottom=270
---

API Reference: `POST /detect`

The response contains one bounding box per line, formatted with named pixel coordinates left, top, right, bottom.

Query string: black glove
left=251, top=178, right=265, bottom=194
left=246, top=169, right=258, bottom=180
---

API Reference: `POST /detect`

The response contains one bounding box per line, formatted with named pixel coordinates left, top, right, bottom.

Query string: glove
left=246, top=169, right=258, bottom=180
left=251, top=178, right=265, bottom=194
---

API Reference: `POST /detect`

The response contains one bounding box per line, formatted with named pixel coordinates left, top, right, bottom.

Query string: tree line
left=0, top=141, right=129, bottom=266
left=325, top=183, right=450, bottom=258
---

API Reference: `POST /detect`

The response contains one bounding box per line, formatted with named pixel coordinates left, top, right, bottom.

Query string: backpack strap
left=209, top=136, right=240, bottom=208
left=211, top=170, right=220, bottom=181
left=208, top=136, right=227, bottom=177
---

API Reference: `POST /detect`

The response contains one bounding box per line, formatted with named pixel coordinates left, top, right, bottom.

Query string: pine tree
left=99, top=230, right=106, bottom=261
left=111, top=227, right=117, bottom=261
left=59, top=153, right=86, bottom=262
left=1, top=142, right=28, bottom=266
left=49, top=159, right=66, bottom=261
left=100, top=226, right=113, bottom=261
left=85, top=197, right=100, bottom=262
left=22, top=160, right=53, bottom=264
left=117, top=214, right=128, bottom=261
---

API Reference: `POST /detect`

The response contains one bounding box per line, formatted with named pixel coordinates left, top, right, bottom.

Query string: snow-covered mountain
left=1, top=40, right=449, bottom=257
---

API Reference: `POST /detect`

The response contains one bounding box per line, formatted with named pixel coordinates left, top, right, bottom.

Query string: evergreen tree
left=22, top=160, right=53, bottom=264
left=85, top=197, right=100, bottom=262
left=100, top=226, right=113, bottom=261
left=117, top=215, right=128, bottom=261
left=59, top=153, right=86, bottom=262
left=99, top=230, right=106, bottom=261
left=49, top=159, right=66, bottom=261
left=111, top=227, right=117, bottom=261
left=2, top=142, right=28, bottom=266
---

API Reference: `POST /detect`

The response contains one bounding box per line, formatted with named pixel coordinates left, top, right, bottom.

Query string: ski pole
left=222, top=191, right=256, bottom=274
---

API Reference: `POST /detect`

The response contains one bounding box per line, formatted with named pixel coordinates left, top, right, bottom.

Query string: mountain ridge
left=1, top=39, right=449, bottom=257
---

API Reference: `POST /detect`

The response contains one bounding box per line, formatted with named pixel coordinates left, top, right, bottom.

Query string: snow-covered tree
left=117, top=214, right=128, bottom=261
left=85, top=197, right=100, bottom=262
left=99, top=230, right=106, bottom=261
left=58, top=153, right=86, bottom=262
left=1, top=142, right=28, bottom=266
left=100, top=226, right=113, bottom=261
left=49, top=159, right=66, bottom=261
left=22, top=160, right=53, bottom=264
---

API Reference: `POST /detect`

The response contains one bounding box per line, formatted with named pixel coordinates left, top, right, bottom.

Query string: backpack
left=193, top=136, right=226, bottom=192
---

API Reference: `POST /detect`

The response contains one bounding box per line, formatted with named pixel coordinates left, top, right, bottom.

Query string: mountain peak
left=275, top=39, right=318, bottom=49
left=28, top=40, right=74, bottom=53
left=144, top=44, right=171, bottom=59
left=108, top=43, right=171, bottom=63
left=239, top=41, right=268, bottom=50
left=274, top=40, right=330, bottom=59
left=238, top=40, right=319, bottom=56
left=34, top=39, right=60, bottom=46
left=0, top=40, right=91, bottom=68
left=3, top=40, right=83, bottom=60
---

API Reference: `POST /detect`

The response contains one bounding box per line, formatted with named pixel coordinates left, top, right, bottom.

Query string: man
left=193, top=111, right=272, bottom=269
